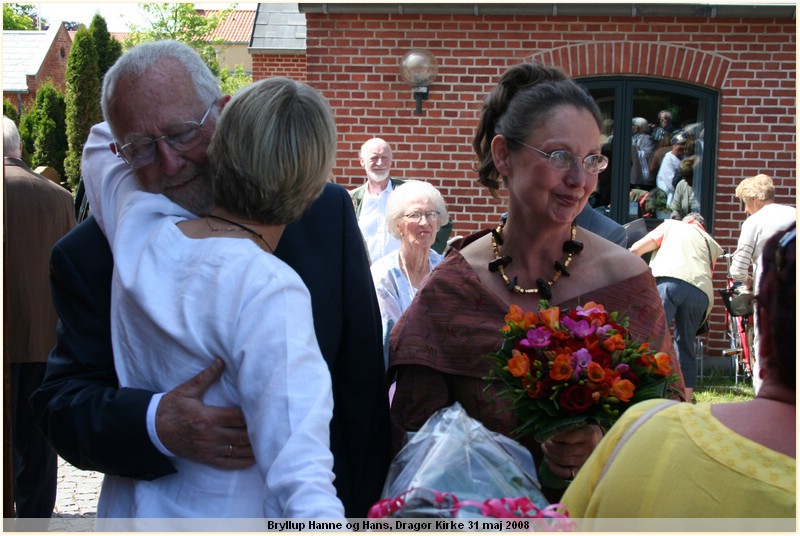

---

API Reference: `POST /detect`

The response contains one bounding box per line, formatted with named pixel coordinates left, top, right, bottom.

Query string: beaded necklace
left=488, top=216, right=583, bottom=300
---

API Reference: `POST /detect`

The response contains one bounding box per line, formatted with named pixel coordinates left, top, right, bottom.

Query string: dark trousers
left=11, top=363, right=57, bottom=518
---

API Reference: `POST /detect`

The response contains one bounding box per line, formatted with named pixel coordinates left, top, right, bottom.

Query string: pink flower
left=562, top=316, right=594, bottom=338
left=571, top=348, right=593, bottom=376
left=520, top=326, right=551, bottom=349
left=576, top=304, right=604, bottom=316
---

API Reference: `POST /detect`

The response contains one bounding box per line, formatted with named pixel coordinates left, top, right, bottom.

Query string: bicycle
left=718, top=253, right=755, bottom=385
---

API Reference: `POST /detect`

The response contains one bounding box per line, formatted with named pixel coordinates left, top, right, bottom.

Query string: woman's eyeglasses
left=513, top=140, right=609, bottom=175
left=404, top=211, right=440, bottom=223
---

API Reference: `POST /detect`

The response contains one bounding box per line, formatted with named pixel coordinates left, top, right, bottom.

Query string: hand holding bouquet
left=485, top=301, right=680, bottom=486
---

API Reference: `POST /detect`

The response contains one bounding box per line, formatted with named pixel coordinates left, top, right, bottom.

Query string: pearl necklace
left=399, top=250, right=427, bottom=295
left=488, top=216, right=583, bottom=300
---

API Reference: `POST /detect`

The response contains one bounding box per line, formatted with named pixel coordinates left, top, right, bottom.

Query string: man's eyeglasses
left=512, top=140, right=609, bottom=175
left=114, top=102, right=216, bottom=169
left=404, top=211, right=440, bottom=223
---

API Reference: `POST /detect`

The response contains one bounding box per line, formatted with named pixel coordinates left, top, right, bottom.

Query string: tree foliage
left=63, top=29, right=101, bottom=189
left=18, top=82, right=68, bottom=180
left=89, top=14, right=122, bottom=80
left=123, top=3, right=234, bottom=76
left=3, top=3, right=38, bottom=30
left=3, top=99, right=20, bottom=123
left=219, top=65, right=253, bottom=96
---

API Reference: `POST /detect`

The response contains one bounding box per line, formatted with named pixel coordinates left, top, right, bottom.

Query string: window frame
left=577, top=77, right=719, bottom=231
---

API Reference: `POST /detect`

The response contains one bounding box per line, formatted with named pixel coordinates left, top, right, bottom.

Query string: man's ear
left=218, top=95, right=232, bottom=111
left=491, top=134, right=512, bottom=177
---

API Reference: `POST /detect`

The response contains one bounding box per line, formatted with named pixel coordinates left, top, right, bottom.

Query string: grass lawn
left=693, top=371, right=755, bottom=403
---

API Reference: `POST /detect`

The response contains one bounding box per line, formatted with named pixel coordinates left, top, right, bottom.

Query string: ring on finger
left=227, top=444, right=233, bottom=458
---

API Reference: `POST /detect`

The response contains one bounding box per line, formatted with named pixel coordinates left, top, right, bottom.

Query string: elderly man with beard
left=350, top=138, right=452, bottom=262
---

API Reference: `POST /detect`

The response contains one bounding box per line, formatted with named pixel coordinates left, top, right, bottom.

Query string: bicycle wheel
left=723, top=316, right=743, bottom=384
left=741, top=318, right=755, bottom=383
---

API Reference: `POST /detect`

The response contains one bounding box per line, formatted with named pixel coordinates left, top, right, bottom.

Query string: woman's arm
left=80, top=122, right=139, bottom=245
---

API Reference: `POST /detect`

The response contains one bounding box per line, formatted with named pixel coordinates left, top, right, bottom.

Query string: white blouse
left=83, top=122, right=344, bottom=519
left=370, top=249, right=443, bottom=370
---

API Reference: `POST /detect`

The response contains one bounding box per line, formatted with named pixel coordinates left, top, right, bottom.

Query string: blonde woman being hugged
left=84, top=41, right=343, bottom=520
left=370, top=181, right=449, bottom=372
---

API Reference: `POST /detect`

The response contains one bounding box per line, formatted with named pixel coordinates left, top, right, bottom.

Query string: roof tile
left=200, top=9, right=256, bottom=44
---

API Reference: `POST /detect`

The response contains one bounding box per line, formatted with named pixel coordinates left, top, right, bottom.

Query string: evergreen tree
left=18, top=111, right=35, bottom=160
left=63, top=28, right=100, bottom=189
left=20, top=82, right=68, bottom=179
left=89, top=14, right=122, bottom=80
left=3, top=99, right=19, bottom=123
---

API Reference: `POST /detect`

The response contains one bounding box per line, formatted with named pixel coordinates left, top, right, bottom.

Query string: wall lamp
left=399, top=49, right=438, bottom=115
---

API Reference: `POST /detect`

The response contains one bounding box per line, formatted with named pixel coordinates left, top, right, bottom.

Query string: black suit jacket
left=31, top=182, right=391, bottom=517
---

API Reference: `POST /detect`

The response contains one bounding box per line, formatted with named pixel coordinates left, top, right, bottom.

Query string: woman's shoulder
left=581, top=230, right=649, bottom=278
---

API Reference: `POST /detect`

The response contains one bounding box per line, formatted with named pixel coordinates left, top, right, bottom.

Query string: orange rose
left=611, top=378, right=636, bottom=402
left=538, top=306, right=561, bottom=329
left=603, top=334, right=625, bottom=352
left=549, top=354, right=573, bottom=381
left=654, top=352, right=673, bottom=376
left=507, top=350, right=530, bottom=377
left=586, top=362, right=606, bottom=383
left=505, top=304, right=538, bottom=330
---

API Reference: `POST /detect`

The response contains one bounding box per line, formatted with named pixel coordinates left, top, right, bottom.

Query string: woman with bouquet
left=388, top=62, right=686, bottom=502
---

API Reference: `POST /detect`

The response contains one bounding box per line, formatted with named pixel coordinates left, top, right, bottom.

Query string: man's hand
left=155, top=358, right=255, bottom=469
left=540, top=424, right=604, bottom=480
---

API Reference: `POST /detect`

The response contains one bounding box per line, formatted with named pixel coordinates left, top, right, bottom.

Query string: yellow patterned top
left=562, top=398, right=796, bottom=519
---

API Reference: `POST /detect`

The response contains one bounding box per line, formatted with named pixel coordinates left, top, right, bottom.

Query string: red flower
left=558, top=384, right=594, bottom=414
left=524, top=379, right=547, bottom=399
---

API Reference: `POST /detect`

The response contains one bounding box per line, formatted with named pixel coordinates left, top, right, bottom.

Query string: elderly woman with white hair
left=370, top=180, right=449, bottom=371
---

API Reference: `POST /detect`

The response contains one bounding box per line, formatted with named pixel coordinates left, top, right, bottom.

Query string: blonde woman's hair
left=385, top=180, right=449, bottom=240
left=209, top=77, right=337, bottom=224
left=735, top=173, right=775, bottom=202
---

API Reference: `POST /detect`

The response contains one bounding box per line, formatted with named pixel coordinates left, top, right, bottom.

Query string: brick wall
left=3, top=26, right=71, bottom=115
left=254, top=12, right=796, bottom=358
left=251, top=53, right=308, bottom=83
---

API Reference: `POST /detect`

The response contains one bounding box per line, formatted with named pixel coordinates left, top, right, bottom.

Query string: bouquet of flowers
left=485, top=301, right=680, bottom=486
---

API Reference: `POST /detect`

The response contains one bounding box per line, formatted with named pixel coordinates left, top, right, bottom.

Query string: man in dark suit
left=4, top=116, right=75, bottom=518
left=30, top=44, right=390, bottom=518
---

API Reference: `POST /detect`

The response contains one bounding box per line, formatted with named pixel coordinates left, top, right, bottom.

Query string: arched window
left=577, top=78, right=719, bottom=231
